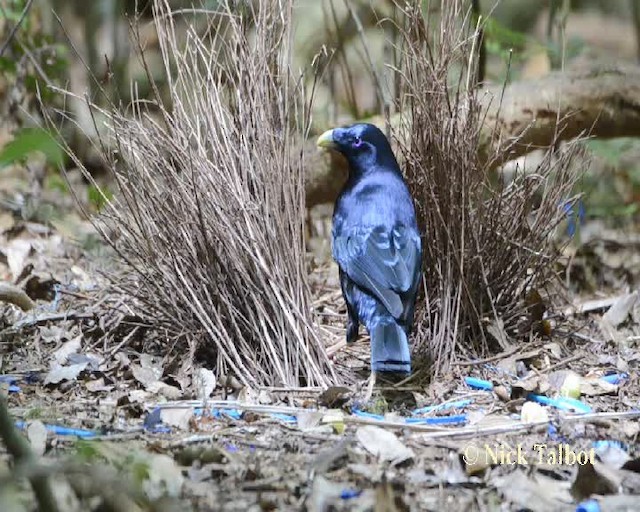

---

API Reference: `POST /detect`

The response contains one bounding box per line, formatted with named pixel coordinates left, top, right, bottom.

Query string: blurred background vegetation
left=1, top=0, right=640, bottom=230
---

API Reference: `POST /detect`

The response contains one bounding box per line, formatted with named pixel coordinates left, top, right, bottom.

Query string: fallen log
left=304, top=63, right=640, bottom=208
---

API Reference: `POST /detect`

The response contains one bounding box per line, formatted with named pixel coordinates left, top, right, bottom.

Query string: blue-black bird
left=317, top=123, right=422, bottom=374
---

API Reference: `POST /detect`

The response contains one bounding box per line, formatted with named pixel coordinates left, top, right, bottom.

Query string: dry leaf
left=603, top=292, right=638, bottom=327
left=26, top=420, right=47, bottom=456
left=356, top=426, right=414, bottom=465
left=193, top=368, right=216, bottom=400
left=44, top=362, right=88, bottom=385
left=6, top=240, right=31, bottom=280
left=52, top=335, right=82, bottom=365
left=159, top=408, right=193, bottom=430
left=297, top=411, right=323, bottom=431
left=572, top=461, right=621, bottom=500
left=132, top=354, right=163, bottom=388
left=495, top=470, right=572, bottom=511
left=147, top=381, right=182, bottom=400
left=142, top=454, right=185, bottom=500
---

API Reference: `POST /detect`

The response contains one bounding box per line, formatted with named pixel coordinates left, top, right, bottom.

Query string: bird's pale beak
left=316, top=129, right=337, bottom=150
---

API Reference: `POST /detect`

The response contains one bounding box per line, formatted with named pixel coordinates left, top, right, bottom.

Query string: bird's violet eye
left=352, top=137, right=363, bottom=148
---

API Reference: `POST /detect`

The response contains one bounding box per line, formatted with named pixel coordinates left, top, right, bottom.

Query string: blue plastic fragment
left=601, top=373, right=629, bottom=385
left=144, top=407, right=163, bottom=430
left=210, top=408, right=242, bottom=420
left=147, top=424, right=171, bottom=434
left=15, top=421, right=96, bottom=439
left=405, top=414, right=467, bottom=425
left=270, top=413, right=297, bottom=424
left=412, top=399, right=473, bottom=415
left=340, top=489, right=361, bottom=500
left=527, top=394, right=592, bottom=414
left=575, top=499, right=600, bottom=512
left=142, top=407, right=171, bottom=433
left=224, top=443, right=238, bottom=452
left=592, top=440, right=627, bottom=452
left=352, top=408, right=466, bottom=425
left=464, top=377, right=494, bottom=391
left=351, top=409, right=384, bottom=421
left=0, top=376, right=21, bottom=392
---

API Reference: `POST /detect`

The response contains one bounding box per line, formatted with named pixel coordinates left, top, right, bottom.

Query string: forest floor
left=1, top=164, right=640, bottom=512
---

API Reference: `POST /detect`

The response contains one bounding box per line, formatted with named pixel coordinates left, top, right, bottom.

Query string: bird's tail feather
left=370, top=320, right=411, bottom=373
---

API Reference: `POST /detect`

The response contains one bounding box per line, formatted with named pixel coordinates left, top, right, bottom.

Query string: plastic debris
left=210, top=408, right=242, bottom=420
left=0, top=375, right=22, bottom=393
left=144, top=407, right=163, bottom=429
left=527, top=393, right=592, bottom=414
left=405, top=414, right=467, bottom=425
left=412, top=399, right=473, bottom=415
left=601, top=373, right=628, bottom=385
left=592, top=440, right=627, bottom=452
left=464, top=377, right=494, bottom=390
left=575, top=499, right=600, bottom=512
left=270, top=413, right=297, bottom=424
left=340, top=489, right=361, bottom=500
left=352, top=408, right=467, bottom=426
left=15, top=420, right=96, bottom=439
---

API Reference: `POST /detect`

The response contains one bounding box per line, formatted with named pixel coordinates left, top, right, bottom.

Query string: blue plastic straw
left=464, top=377, right=494, bottom=391
left=527, top=394, right=592, bottom=414
left=352, top=408, right=467, bottom=425
left=412, top=399, right=473, bottom=415
left=405, top=414, right=467, bottom=425
left=15, top=421, right=96, bottom=438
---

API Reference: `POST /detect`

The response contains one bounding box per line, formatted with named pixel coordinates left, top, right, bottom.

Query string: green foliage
left=74, top=439, right=104, bottom=463
left=88, top=184, right=113, bottom=211
left=0, top=1, right=69, bottom=102
left=581, top=138, right=640, bottom=220
left=0, top=127, right=64, bottom=168
left=45, top=173, right=68, bottom=193
left=484, top=17, right=529, bottom=54
left=586, top=139, right=636, bottom=167
left=23, top=407, right=43, bottom=419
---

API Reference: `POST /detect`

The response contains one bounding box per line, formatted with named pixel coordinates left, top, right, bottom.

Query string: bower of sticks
left=1, top=0, right=640, bottom=510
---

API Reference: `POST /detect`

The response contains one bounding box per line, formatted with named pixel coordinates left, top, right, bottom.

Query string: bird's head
left=316, top=123, right=398, bottom=174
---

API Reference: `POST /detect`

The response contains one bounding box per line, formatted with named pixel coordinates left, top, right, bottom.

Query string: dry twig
left=49, top=0, right=337, bottom=388
left=394, top=0, right=583, bottom=374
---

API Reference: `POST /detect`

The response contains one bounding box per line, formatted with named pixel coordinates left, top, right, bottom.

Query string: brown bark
left=305, top=64, right=640, bottom=208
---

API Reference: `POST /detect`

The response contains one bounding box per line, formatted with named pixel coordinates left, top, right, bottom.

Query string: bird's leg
left=340, top=268, right=360, bottom=343
left=346, top=313, right=359, bottom=343
left=362, top=371, right=377, bottom=404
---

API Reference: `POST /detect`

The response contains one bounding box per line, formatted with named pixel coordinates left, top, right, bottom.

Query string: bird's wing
left=333, top=224, right=420, bottom=319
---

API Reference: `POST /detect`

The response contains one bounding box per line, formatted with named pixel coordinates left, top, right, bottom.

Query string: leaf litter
left=1, top=183, right=640, bottom=510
